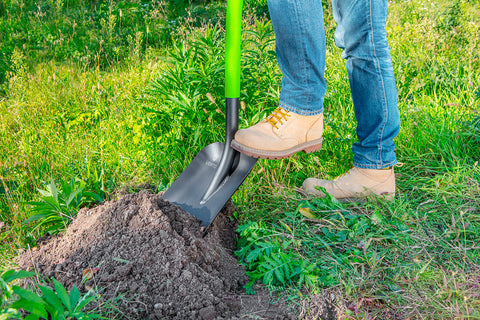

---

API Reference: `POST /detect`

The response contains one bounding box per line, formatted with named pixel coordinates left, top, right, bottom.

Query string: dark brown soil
left=18, top=190, right=296, bottom=319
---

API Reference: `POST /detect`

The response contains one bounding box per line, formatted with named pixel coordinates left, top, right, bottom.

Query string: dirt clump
left=18, top=190, right=294, bottom=319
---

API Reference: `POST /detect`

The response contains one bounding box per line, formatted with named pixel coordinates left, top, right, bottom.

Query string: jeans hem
left=279, top=101, right=324, bottom=116
left=353, top=159, right=397, bottom=170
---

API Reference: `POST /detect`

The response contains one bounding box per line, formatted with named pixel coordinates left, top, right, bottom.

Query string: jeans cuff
left=353, top=159, right=398, bottom=170
left=279, top=101, right=323, bottom=116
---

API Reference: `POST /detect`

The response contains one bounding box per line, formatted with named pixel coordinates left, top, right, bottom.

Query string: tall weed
left=23, top=177, right=103, bottom=235
left=144, top=17, right=279, bottom=183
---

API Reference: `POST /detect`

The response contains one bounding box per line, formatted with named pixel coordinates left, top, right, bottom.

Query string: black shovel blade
left=162, top=142, right=257, bottom=228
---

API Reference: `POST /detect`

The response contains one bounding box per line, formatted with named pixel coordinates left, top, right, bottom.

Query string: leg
left=332, top=0, right=400, bottom=169
left=231, top=0, right=327, bottom=159
left=268, top=0, right=327, bottom=116
left=303, top=0, right=400, bottom=200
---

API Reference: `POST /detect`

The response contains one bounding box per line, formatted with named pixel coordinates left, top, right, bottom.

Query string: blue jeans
left=267, top=0, right=400, bottom=169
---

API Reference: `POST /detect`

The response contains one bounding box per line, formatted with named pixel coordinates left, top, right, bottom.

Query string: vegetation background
left=0, top=0, right=479, bottom=318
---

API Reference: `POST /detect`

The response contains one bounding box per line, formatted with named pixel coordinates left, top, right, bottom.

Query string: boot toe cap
left=234, top=128, right=291, bottom=151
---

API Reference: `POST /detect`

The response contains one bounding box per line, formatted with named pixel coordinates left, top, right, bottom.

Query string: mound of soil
left=18, top=190, right=294, bottom=319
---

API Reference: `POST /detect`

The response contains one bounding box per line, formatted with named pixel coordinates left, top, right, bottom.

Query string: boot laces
left=265, top=107, right=291, bottom=129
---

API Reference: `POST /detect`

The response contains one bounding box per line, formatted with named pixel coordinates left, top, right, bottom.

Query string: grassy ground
left=1, top=0, right=479, bottom=318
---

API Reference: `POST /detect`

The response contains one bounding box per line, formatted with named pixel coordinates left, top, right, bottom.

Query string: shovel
left=162, top=0, right=257, bottom=230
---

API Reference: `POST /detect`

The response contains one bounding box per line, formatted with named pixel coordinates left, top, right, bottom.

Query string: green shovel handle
left=225, top=0, right=243, bottom=98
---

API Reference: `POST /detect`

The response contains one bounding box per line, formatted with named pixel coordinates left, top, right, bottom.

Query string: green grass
left=1, top=0, right=479, bottom=318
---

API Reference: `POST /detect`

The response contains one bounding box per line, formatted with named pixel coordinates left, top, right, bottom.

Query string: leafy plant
left=236, top=191, right=343, bottom=292
left=236, top=190, right=415, bottom=293
left=0, top=270, right=102, bottom=320
left=236, top=220, right=320, bottom=293
left=24, top=178, right=90, bottom=234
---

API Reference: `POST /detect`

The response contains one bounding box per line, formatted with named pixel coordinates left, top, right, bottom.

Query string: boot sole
left=230, top=138, right=323, bottom=160
left=338, top=192, right=395, bottom=203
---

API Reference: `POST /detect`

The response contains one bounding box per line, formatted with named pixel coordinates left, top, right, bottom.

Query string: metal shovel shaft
left=201, top=98, right=239, bottom=202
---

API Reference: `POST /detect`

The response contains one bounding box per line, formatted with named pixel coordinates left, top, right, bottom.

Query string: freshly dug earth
left=18, top=190, right=296, bottom=319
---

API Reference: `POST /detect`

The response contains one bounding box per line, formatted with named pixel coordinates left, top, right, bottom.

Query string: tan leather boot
left=302, top=166, right=396, bottom=200
left=231, top=106, right=323, bottom=159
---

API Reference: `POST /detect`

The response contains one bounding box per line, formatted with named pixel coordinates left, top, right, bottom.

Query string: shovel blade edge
left=162, top=142, right=257, bottom=228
